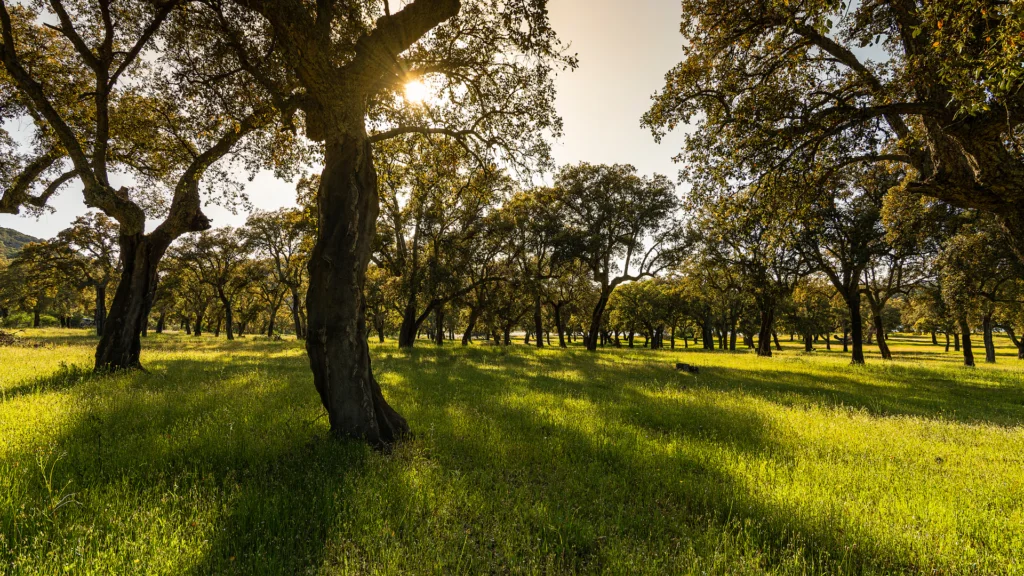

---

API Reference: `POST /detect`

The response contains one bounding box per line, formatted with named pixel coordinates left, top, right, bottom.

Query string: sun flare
left=404, top=80, right=430, bottom=104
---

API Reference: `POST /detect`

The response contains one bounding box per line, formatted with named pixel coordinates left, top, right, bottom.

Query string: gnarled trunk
left=305, top=132, right=407, bottom=447
left=95, top=234, right=170, bottom=371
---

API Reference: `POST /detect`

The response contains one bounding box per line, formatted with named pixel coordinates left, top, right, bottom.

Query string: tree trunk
left=289, top=287, right=305, bottom=339
left=959, top=318, right=975, bottom=367
left=945, top=331, right=950, bottom=352
left=846, top=293, right=865, bottom=364
left=804, top=332, right=813, bottom=352
left=931, top=330, right=938, bottom=345
left=221, top=296, right=234, bottom=341
left=94, top=284, right=107, bottom=336
left=586, top=289, right=611, bottom=352
left=434, top=306, right=444, bottom=346
left=533, top=294, right=544, bottom=348
left=156, top=312, right=165, bottom=334
left=1003, top=325, right=1024, bottom=359
left=398, top=299, right=418, bottom=348
left=756, top=306, right=774, bottom=357
left=95, top=234, right=171, bottom=371
left=33, top=309, right=40, bottom=328
left=982, top=313, right=996, bottom=363
left=194, top=311, right=205, bottom=337
left=304, top=131, right=407, bottom=447
left=462, top=307, right=478, bottom=346
left=553, top=304, right=567, bottom=348
left=954, top=330, right=961, bottom=351
left=872, top=312, right=891, bottom=360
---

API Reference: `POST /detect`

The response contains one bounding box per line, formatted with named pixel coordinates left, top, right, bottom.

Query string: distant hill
left=0, top=226, right=41, bottom=259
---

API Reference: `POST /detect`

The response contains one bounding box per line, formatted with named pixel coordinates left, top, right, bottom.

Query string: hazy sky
left=0, top=0, right=688, bottom=239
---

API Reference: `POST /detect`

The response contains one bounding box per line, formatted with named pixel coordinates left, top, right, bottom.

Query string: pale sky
left=0, top=0, right=688, bottom=240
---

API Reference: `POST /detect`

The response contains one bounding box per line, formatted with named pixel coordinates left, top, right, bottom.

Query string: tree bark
left=586, top=289, right=611, bottom=352
left=220, top=295, right=234, bottom=341
left=552, top=303, right=567, bottom=348
left=304, top=131, right=407, bottom=447
left=872, top=311, right=891, bottom=359
left=95, top=234, right=171, bottom=371
left=462, top=307, right=478, bottom=346
left=289, top=287, right=305, bottom=339
left=756, top=307, right=774, bottom=357
left=959, top=318, right=975, bottom=367
left=533, top=293, right=544, bottom=348
left=982, top=313, right=996, bottom=363
left=434, top=306, right=444, bottom=346
left=845, top=294, right=865, bottom=364
left=398, top=299, right=418, bottom=348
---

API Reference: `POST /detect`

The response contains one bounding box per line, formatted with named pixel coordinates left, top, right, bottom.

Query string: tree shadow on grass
left=0, top=361, right=95, bottom=399
left=378, top=350, right=928, bottom=574
left=3, top=341, right=1018, bottom=574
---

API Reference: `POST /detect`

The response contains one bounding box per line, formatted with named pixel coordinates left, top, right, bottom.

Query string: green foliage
left=2, top=331, right=1023, bottom=574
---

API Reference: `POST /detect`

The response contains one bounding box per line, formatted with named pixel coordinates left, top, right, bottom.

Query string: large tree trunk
left=982, top=313, right=996, bottom=363
left=94, top=284, right=107, bottom=336
left=304, top=132, right=408, bottom=447
left=586, top=289, right=611, bottom=352
left=959, top=318, right=975, bottom=367
left=95, top=234, right=170, bottom=371
left=156, top=312, right=165, bottom=334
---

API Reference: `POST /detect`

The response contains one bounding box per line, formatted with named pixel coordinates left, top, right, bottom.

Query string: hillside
left=0, top=226, right=40, bottom=259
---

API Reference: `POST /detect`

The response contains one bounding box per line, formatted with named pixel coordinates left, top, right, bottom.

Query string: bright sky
left=0, top=0, right=688, bottom=240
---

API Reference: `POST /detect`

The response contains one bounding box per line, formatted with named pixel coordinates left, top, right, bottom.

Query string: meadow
left=1, top=330, right=1023, bottom=575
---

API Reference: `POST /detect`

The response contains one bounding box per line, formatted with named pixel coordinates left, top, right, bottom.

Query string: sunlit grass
left=1, top=330, right=1023, bottom=574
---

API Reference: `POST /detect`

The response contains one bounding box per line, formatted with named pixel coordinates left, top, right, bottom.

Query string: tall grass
left=1, top=330, right=1022, bottom=574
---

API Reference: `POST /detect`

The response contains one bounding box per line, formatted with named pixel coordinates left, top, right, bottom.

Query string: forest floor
left=1, top=329, right=1023, bottom=575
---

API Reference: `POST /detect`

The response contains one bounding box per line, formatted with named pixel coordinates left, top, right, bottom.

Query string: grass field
left=1, top=330, right=1023, bottom=575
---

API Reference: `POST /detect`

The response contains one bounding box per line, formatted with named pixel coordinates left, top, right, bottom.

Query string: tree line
left=4, top=154, right=1021, bottom=370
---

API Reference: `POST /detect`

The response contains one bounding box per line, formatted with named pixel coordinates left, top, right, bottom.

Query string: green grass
left=1, top=330, right=1023, bottom=575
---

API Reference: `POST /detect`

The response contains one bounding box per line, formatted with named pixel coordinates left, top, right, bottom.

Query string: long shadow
left=381, top=348, right=925, bottom=573
left=1, top=362, right=95, bottom=399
